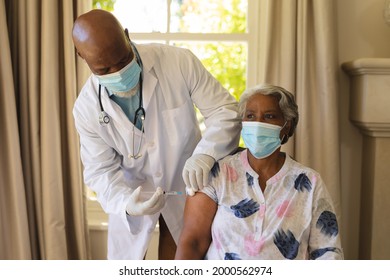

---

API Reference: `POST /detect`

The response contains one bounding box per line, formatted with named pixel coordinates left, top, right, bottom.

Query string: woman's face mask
left=96, top=57, right=141, bottom=97
left=241, top=121, right=286, bottom=159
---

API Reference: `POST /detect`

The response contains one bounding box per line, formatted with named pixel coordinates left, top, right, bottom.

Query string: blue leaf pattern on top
left=310, top=247, right=338, bottom=259
left=230, top=198, right=259, bottom=218
left=316, top=211, right=339, bottom=237
left=224, top=252, right=241, bottom=260
left=246, top=172, right=254, bottom=187
left=294, top=173, right=312, bottom=192
left=210, top=162, right=220, bottom=178
left=273, top=230, right=300, bottom=259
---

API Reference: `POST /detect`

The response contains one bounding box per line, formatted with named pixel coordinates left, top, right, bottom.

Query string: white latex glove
left=182, top=154, right=215, bottom=196
left=126, top=186, right=166, bottom=216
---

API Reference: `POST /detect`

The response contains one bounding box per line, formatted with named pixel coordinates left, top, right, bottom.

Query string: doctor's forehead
left=74, top=28, right=131, bottom=70
left=74, top=30, right=125, bottom=52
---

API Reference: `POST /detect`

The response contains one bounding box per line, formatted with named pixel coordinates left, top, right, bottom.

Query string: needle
left=142, top=191, right=183, bottom=196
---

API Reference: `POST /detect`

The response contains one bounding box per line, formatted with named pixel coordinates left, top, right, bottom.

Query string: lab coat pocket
left=161, top=100, right=200, bottom=147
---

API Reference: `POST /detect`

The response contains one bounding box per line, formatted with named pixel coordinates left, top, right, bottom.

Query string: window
left=94, top=0, right=259, bottom=98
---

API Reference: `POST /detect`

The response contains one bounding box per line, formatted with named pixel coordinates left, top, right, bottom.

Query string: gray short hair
left=238, top=84, right=299, bottom=139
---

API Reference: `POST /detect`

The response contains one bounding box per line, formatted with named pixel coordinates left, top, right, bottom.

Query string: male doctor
left=72, top=9, right=241, bottom=259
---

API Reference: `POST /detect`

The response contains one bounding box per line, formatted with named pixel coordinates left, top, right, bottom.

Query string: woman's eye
left=264, top=114, right=275, bottom=119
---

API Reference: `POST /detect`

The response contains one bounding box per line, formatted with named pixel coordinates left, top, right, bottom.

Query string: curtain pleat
left=256, top=0, right=342, bottom=213
left=257, top=0, right=298, bottom=157
left=0, top=0, right=31, bottom=259
left=1, top=0, right=91, bottom=260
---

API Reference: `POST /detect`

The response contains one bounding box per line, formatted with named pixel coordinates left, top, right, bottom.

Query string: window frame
left=126, top=0, right=259, bottom=87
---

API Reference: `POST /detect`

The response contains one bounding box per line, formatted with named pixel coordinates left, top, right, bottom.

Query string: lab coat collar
left=94, top=50, right=157, bottom=133
left=131, top=43, right=157, bottom=111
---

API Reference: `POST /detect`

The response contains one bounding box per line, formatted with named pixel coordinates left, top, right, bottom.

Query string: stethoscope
left=98, top=42, right=145, bottom=159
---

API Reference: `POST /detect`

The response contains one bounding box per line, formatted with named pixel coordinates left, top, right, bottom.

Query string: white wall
left=337, top=0, right=390, bottom=259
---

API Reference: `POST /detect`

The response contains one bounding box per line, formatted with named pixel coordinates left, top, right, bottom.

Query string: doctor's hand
left=125, top=186, right=166, bottom=216
left=182, top=154, right=215, bottom=197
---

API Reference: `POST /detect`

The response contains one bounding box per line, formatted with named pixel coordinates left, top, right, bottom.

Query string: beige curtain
left=0, top=0, right=91, bottom=259
left=256, top=0, right=341, bottom=212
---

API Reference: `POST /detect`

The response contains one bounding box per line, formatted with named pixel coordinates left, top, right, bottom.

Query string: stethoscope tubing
left=98, top=42, right=145, bottom=126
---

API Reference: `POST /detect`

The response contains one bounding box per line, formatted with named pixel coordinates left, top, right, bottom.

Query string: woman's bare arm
left=175, top=192, right=217, bottom=259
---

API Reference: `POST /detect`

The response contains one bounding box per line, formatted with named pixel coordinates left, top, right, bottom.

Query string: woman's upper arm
left=175, top=192, right=217, bottom=259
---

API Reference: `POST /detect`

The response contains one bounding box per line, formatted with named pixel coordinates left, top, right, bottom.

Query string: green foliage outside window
left=175, top=42, right=246, bottom=101
left=174, top=0, right=247, bottom=100
left=93, top=0, right=116, bottom=11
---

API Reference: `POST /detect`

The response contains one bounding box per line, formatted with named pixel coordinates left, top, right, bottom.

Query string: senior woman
left=175, top=84, right=343, bottom=260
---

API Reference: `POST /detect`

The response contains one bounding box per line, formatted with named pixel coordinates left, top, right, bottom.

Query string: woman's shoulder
left=285, top=155, right=325, bottom=184
left=209, top=149, right=246, bottom=178
left=286, top=154, right=316, bottom=172
left=217, top=148, right=245, bottom=165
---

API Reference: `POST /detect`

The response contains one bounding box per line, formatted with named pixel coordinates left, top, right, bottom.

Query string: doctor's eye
left=245, top=113, right=255, bottom=120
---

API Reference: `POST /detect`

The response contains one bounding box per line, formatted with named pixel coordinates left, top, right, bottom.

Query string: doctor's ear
left=124, top=28, right=130, bottom=40
left=76, top=51, right=84, bottom=60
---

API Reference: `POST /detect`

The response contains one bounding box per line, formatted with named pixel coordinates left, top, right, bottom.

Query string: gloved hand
left=126, top=186, right=166, bottom=216
left=182, top=154, right=215, bottom=196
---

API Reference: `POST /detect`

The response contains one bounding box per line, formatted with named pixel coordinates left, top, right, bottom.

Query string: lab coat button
left=149, top=141, right=154, bottom=147
left=155, top=172, right=162, bottom=177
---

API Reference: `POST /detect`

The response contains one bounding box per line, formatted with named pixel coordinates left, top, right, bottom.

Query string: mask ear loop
left=281, top=134, right=289, bottom=144
left=280, top=121, right=289, bottom=144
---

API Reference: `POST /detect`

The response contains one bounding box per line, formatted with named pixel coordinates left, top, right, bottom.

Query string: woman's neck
left=247, top=150, right=286, bottom=190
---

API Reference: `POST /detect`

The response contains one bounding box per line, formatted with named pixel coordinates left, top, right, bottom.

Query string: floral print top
left=201, top=149, right=343, bottom=260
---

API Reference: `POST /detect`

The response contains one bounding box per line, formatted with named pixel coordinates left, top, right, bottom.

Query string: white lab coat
left=73, top=43, right=241, bottom=259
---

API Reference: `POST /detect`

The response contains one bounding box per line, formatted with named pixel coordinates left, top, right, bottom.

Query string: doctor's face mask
left=96, top=57, right=141, bottom=97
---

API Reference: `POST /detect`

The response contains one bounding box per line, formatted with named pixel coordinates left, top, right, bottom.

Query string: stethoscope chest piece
left=99, top=111, right=110, bottom=125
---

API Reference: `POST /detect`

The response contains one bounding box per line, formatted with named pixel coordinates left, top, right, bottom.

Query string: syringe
left=142, top=191, right=183, bottom=196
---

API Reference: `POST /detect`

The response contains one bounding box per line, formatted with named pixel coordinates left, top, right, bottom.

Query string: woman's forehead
left=247, top=94, right=280, bottom=109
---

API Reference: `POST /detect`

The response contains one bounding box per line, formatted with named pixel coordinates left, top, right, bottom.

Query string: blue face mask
left=241, top=121, right=286, bottom=159
left=96, top=57, right=141, bottom=95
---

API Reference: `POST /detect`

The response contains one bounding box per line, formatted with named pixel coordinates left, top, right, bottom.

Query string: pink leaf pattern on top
left=240, top=150, right=250, bottom=169
left=213, top=229, right=222, bottom=250
left=244, top=233, right=265, bottom=256
left=223, top=163, right=238, bottom=182
left=276, top=200, right=293, bottom=218
left=258, top=203, right=266, bottom=218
